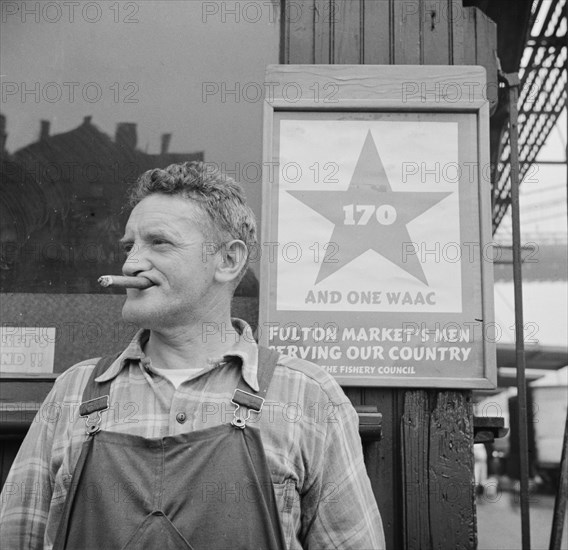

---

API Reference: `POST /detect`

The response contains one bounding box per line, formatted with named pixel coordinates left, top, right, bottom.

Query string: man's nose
left=122, top=245, right=150, bottom=276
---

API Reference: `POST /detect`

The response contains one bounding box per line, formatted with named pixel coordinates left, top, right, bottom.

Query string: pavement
left=476, top=487, right=568, bottom=550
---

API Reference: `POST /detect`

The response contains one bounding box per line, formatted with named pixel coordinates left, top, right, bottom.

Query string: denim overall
left=53, top=347, right=287, bottom=550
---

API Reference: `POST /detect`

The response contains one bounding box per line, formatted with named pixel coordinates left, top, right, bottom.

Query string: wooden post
left=281, top=1, right=498, bottom=548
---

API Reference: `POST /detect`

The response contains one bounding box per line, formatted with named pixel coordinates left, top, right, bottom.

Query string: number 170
left=342, top=204, right=397, bottom=226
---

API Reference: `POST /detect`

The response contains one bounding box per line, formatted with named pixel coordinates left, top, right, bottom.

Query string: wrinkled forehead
left=125, top=194, right=217, bottom=238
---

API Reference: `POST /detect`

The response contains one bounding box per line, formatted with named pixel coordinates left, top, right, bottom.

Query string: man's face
left=120, top=193, right=223, bottom=330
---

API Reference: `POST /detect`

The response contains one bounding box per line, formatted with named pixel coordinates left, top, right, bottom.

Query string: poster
left=261, top=110, right=496, bottom=388
left=0, top=326, right=56, bottom=375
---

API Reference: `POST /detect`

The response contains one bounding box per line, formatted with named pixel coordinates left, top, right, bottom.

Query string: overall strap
left=231, top=346, right=280, bottom=428
left=78, top=354, right=119, bottom=434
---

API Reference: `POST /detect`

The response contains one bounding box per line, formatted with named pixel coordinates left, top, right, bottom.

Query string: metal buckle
left=232, top=389, right=265, bottom=412
left=230, top=405, right=248, bottom=430
left=230, top=390, right=265, bottom=430
left=84, top=411, right=105, bottom=435
left=80, top=396, right=109, bottom=436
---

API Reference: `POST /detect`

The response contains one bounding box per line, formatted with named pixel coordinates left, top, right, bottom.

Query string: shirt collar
left=94, top=318, right=260, bottom=391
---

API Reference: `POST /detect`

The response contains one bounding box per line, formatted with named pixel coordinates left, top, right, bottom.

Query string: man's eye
left=122, top=243, right=134, bottom=254
left=152, top=239, right=169, bottom=246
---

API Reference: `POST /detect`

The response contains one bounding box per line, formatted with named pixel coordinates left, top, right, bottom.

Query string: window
left=1, top=0, right=280, bottom=294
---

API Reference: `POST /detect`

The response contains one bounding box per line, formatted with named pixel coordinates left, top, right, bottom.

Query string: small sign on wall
left=0, top=326, right=56, bottom=375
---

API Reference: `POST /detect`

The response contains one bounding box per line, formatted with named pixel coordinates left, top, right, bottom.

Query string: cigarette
left=98, top=275, right=154, bottom=289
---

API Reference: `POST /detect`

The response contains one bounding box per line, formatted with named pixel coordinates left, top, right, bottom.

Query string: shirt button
left=176, top=412, right=187, bottom=424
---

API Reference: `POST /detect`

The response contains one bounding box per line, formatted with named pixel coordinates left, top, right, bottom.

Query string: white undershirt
left=151, top=366, right=203, bottom=389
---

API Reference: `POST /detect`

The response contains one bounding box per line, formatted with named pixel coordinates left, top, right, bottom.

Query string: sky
left=494, top=109, right=567, bottom=244
left=492, top=109, right=567, bottom=350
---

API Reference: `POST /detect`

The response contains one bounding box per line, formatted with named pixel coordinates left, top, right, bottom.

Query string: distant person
left=474, top=443, right=489, bottom=495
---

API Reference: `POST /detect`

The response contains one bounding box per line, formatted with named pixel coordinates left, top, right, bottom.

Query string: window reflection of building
left=0, top=114, right=204, bottom=293
left=1, top=113, right=52, bottom=289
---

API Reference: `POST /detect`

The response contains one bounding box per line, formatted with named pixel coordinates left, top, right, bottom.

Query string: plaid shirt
left=0, top=320, right=385, bottom=549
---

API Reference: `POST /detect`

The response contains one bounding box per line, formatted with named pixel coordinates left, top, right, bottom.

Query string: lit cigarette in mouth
left=98, top=275, right=154, bottom=289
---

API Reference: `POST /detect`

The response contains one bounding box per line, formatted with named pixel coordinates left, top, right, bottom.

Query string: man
left=0, top=161, right=385, bottom=549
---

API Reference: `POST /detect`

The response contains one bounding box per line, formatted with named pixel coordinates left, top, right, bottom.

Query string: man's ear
left=214, top=240, right=248, bottom=284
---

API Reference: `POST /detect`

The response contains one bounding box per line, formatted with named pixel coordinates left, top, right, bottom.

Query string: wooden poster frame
left=259, top=64, right=496, bottom=389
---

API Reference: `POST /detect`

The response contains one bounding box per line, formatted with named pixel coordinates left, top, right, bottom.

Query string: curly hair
left=128, top=161, right=257, bottom=280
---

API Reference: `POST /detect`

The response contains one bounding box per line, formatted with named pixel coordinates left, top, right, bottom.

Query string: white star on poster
left=288, top=131, right=451, bottom=285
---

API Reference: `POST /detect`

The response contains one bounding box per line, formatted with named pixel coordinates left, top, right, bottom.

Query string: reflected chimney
left=161, top=133, right=172, bottom=155
left=83, top=115, right=93, bottom=125
left=115, top=122, right=137, bottom=150
left=0, top=114, right=6, bottom=152
left=40, top=120, right=50, bottom=141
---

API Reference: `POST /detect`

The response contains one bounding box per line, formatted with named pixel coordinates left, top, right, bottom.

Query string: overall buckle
left=230, top=389, right=265, bottom=430
left=79, top=395, right=109, bottom=435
